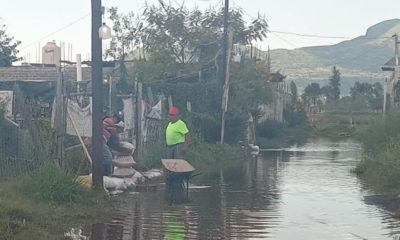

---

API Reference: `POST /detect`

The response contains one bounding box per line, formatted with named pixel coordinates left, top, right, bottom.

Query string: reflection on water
left=82, top=138, right=400, bottom=240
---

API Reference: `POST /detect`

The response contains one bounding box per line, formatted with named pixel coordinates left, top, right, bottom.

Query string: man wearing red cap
left=165, top=106, right=190, bottom=159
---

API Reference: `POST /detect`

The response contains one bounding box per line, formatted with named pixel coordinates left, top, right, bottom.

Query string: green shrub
left=356, top=110, right=400, bottom=191
left=0, top=202, right=32, bottom=240
left=184, top=111, right=220, bottom=144
left=21, top=165, right=92, bottom=203
left=187, top=143, right=247, bottom=168
left=356, top=143, right=400, bottom=189
left=257, top=120, right=285, bottom=138
left=186, top=143, right=248, bottom=185
left=358, top=110, right=400, bottom=156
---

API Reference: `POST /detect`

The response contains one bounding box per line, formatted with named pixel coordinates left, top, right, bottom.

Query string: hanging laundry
left=66, top=100, right=92, bottom=137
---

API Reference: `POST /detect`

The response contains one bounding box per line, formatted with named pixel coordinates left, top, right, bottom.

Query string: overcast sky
left=1, top=0, right=400, bottom=63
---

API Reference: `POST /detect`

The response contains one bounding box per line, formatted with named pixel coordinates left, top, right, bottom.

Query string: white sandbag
left=103, top=176, right=127, bottom=190
left=124, top=171, right=145, bottom=188
left=112, top=155, right=136, bottom=167
left=142, top=169, right=163, bottom=179
left=112, top=167, right=136, bottom=178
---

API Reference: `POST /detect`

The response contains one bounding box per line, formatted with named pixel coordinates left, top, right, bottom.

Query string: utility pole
left=220, top=0, right=229, bottom=144
left=220, top=29, right=233, bottom=144
left=383, top=78, right=387, bottom=116
left=394, top=34, right=399, bottom=66
left=221, top=0, right=230, bottom=86
left=91, top=0, right=104, bottom=188
left=391, top=34, right=400, bottom=106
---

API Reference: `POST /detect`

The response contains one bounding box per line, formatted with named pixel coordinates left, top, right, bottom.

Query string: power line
left=269, top=30, right=392, bottom=40
left=270, top=32, right=299, bottom=48
left=270, top=30, right=353, bottom=40
left=20, top=13, right=91, bottom=50
left=231, top=0, right=393, bottom=41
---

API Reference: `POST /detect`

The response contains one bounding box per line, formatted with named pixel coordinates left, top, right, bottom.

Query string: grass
left=307, top=111, right=379, bottom=139
left=255, top=116, right=312, bottom=149
left=355, top=110, right=400, bottom=194
left=0, top=165, right=117, bottom=240
left=256, top=124, right=311, bottom=149
left=186, top=143, right=249, bottom=185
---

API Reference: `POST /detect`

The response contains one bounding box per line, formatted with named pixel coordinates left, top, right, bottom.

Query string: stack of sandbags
left=112, top=142, right=136, bottom=178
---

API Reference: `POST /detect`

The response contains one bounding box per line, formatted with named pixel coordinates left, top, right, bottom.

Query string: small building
left=381, top=57, right=400, bottom=105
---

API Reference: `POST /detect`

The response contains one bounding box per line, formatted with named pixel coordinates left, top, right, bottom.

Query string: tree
left=106, top=7, right=144, bottom=93
left=328, top=66, right=341, bottom=100
left=350, top=81, right=383, bottom=110
left=141, top=0, right=268, bottom=64
left=290, top=81, right=298, bottom=105
left=106, top=7, right=142, bottom=61
left=302, top=83, right=321, bottom=106
left=0, top=23, right=21, bottom=66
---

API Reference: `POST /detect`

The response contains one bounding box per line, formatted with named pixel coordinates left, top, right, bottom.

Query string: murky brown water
left=83, top=138, right=400, bottom=239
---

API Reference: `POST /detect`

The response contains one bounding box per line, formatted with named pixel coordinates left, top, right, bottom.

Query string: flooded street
left=90, top=139, right=400, bottom=239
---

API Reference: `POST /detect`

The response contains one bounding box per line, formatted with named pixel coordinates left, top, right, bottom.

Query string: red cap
left=168, top=107, right=179, bottom=115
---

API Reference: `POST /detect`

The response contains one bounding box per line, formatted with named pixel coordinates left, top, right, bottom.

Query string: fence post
left=53, top=70, right=66, bottom=167
left=135, top=82, right=143, bottom=164
left=168, top=96, right=173, bottom=109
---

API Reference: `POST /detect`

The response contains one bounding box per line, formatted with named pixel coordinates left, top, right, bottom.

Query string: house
left=381, top=56, right=400, bottom=106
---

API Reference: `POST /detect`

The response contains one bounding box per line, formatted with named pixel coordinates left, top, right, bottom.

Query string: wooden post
left=168, top=96, right=173, bottom=109
left=91, top=0, right=104, bottom=188
left=132, top=82, right=138, bottom=145
left=53, top=70, right=66, bottom=167
left=383, top=78, right=387, bottom=116
left=67, top=108, right=93, bottom=164
left=147, top=86, right=154, bottom=106
left=220, top=29, right=233, bottom=144
left=136, top=82, right=143, bottom=163
left=186, top=101, right=192, bottom=112
left=221, top=0, right=230, bottom=87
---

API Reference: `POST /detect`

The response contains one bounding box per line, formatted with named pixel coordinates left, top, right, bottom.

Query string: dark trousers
left=102, top=142, right=112, bottom=176
left=166, top=143, right=186, bottom=159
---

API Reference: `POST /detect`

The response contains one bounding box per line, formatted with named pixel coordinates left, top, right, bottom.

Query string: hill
left=269, top=19, right=400, bottom=94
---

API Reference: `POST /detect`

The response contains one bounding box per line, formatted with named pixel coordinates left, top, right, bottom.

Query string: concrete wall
left=0, top=66, right=92, bottom=82
left=258, top=82, right=292, bottom=123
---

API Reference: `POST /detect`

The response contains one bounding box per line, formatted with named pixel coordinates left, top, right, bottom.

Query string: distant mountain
left=269, top=19, right=400, bottom=94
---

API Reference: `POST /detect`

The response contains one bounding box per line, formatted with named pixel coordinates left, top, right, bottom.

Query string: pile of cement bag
left=112, top=142, right=136, bottom=178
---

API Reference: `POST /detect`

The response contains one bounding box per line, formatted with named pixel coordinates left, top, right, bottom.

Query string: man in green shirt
left=165, top=107, right=190, bottom=159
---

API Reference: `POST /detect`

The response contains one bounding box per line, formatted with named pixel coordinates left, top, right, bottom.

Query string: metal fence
left=0, top=119, right=38, bottom=179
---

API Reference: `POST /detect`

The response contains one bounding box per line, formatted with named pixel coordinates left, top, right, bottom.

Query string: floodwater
left=84, top=138, right=400, bottom=240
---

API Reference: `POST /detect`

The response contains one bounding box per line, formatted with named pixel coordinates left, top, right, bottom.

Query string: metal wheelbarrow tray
left=161, top=158, right=195, bottom=180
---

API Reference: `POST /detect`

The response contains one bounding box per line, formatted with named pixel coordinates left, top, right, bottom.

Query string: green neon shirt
left=166, top=120, right=189, bottom=146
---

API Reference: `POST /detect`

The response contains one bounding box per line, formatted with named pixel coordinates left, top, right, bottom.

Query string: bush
left=358, top=110, right=400, bottom=156
left=186, top=143, right=248, bottom=185
left=356, top=141, right=400, bottom=189
left=184, top=112, right=220, bottom=143
left=21, top=165, right=92, bottom=203
left=0, top=203, right=32, bottom=239
left=257, top=120, right=285, bottom=138
left=356, top=110, right=400, bottom=191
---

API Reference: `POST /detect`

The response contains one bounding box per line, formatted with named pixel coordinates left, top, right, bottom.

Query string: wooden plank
left=67, top=108, right=93, bottom=164
left=161, top=159, right=195, bottom=173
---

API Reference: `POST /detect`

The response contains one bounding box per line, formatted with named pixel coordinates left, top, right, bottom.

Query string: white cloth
left=122, top=98, right=134, bottom=130
left=146, top=100, right=162, bottom=120
left=66, top=100, right=92, bottom=137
